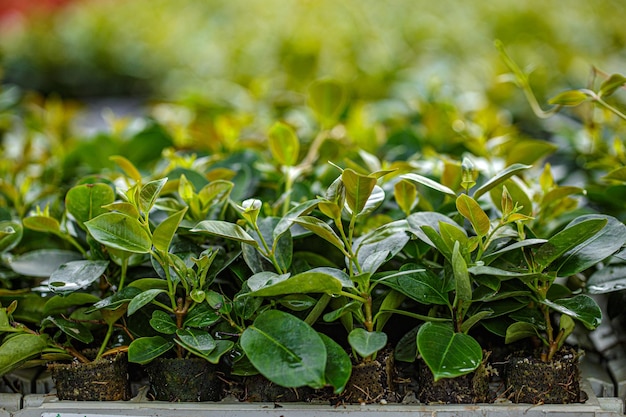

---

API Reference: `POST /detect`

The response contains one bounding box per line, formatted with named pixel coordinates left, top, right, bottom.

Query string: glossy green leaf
left=505, top=321, right=540, bottom=344
left=268, top=121, right=300, bottom=166
left=417, top=322, right=482, bottom=381
left=400, top=173, right=457, bottom=197
left=555, top=215, right=626, bottom=276
left=139, top=178, right=167, bottom=215
left=175, top=328, right=216, bottom=354
left=127, top=289, right=167, bottom=315
left=149, top=310, right=177, bottom=334
left=9, top=249, right=83, bottom=277
left=47, top=260, right=109, bottom=295
left=542, top=294, right=602, bottom=330
left=481, top=239, right=547, bottom=263
left=322, top=301, right=361, bottom=322
left=473, top=163, right=531, bottom=200
left=152, top=208, right=188, bottom=252
left=184, top=303, right=220, bottom=327
left=439, top=221, right=468, bottom=252
left=319, top=333, right=352, bottom=394
left=85, top=213, right=151, bottom=253
left=456, top=194, right=490, bottom=237
left=599, top=73, right=626, bottom=98
left=348, top=328, right=387, bottom=358
left=0, top=334, right=49, bottom=376
left=354, top=219, right=410, bottom=273
left=43, top=293, right=101, bottom=315
left=342, top=168, right=377, bottom=216
left=307, top=78, right=347, bottom=127
left=241, top=310, right=326, bottom=388
left=452, top=241, right=472, bottom=306
left=278, top=294, right=318, bottom=311
left=203, top=340, right=235, bottom=364
left=377, top=265, right=451, bottom=306
left=102, top=202, right=140, bottom=218
left=247, top=267, right=349, bottom=297
left=548, top=90, right=589, bottom=106
left=89, top=286, right=142, bottom=312
left=273, top=199, right=319, bottom=240
left=0, top=220, right=22, bottom=252
left=293, top=216, right=346, bottom=254
left=533, top=218, right=607, bottom=270
left=191, top=220, right=258, bottom=246
left=43, top=316, right=93, bottom=344
left=65, top=183, right=115, bottom=228
left=128, top=336, right=175, bottom=364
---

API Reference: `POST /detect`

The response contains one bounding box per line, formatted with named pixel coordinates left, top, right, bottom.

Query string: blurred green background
left=1, top=0, right=625, bottom=107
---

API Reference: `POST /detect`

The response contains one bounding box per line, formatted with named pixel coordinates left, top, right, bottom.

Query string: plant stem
left=304, top=293, right=331, bottom=326
left=96, top=321, right=115, bottom=360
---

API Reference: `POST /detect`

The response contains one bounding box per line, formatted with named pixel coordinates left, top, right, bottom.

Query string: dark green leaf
left=247, top=267, right=349, bottom=297
left=152, top=208, right=187, bottom=252
left=342, top=169, right=377, bottom=216
left=43, top=316, right=93, bottom=344
left=273, top=199, right=319, bottom=240
left=184, top=303, right=220, bottom=327
left=588, top=264, right=626, bottom=294
left=191, top=220, right=258, bottom=246
left=0, top=220, right=22, bottom=253
left=417, top=322, right=482, bottom=381
left=320, top=333, right=351, bottom=393
left=175, top=328, right=216, bottom=354
left=127, top=289, right=167, bottom=315
left=240, top=310, right=326, bottom=388
left=377, top=265, right=451, bottom=306
left=0, top=334, right=49, bottom=376
left=505, top=322, right=540, bottom=344
left=473, top=163, right=531, bottom=200
left=85, top=213, right=151, bottom=253
left=128, top=336, right=174, bottom=364
left=150, top=310, right=177, bottom=334
left=542, top=294, right=602, bottom=330
left=43, top=293, right=101, bottom=315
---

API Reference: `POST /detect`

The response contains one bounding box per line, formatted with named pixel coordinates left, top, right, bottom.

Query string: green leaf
left=240, top=310, right=326, bottom=389
left=43, top=316, right=93, bottom=344
left=184, top=303, right=220, bottom=327
left=400, top=173, right=457, bottom=197
left=110, top=155, right=142, bottom=183
left=268, top=122, right=300, bottom=166
left=452, top=241, right=472, bottom=306
left=150, top=310, right=177, bottom=334
left=604, top=167, right=626, bottom=182
left=348, top=328, right=387, bottom=358
left=533, top=218, right=607, bottom=270
left=307, top=78, right=347, bottom=128
left=505, top=321, right=540, bottom=344
left=65, top=183, right=115, bottom=229
left=292, top=216, right=346, bottom=254
left=417, top=322, right=482, bottom=381
left=599, top=73, right=626, bottom=98
left=127, top=289, right=167, bottom=315
left=555, top=215, right=626, bottom=276
left=488, top=178, right=533, bottom=217
left=548, top=90, right=589, bottom=106
left=377, top=265, right=451, bottom=306
left=542, top=295, right=602, bottom=330
left=175, top=328, right=216, bottom=354
left=278, top=294, right=318, bottom=311
left=191, top=220, right=258, bottom=246
left=0, top=334, right=49, bottom=376
left=152, top=208, right=188, bottom=252
left=22, top=216, right=60, bottom=234
left=85, top=213, right=152, bottom=253
left=203, top=339, right=235, bottom=364
left=456, top=194, right=490, bottom=237
left=89, top=286, right=142, bottom=312
left=43, top=293, right=101, bottom=315
left=354, top=219, right=410, bottom=273
left=273, top=199, right=319, bottom=240
left=247, top=267, right=349, bottom=297
left=0, top=220, right=22, bottom=252
left=9, top=249, right=83, bottom=277
left=47, top=260, right=109, bottom=295
left=319, top=333, right=352, bottom=394
left=504, top=140, right=557, bottom=166
left=128, top=336, right=175, bottom=364
left=473, top=164, right=532, bottom=200
left=341, top=169, right=377, bottom=216
left=394, top=179, right=417, bottom=215
left=139, top=178, right=167, bottom=215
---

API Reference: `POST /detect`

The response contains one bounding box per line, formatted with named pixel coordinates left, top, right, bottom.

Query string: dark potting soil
left=504, top=347, right=582, bottom=404
left=146, top=357, right=222, bottom=402
left=49, top=352, right=130, bottom=401
left=415, top=357, right=491, bottom=404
